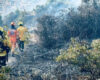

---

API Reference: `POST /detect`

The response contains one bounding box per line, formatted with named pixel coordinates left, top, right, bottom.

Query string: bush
left=36, top=15, right=58, bottom=49
left=67, top=5, right=100, bottom=39
left=35, top=3, right=100, bottom=49
left=36, top=14, right=71, bottom=49
left=0, top=67, right=11, bottom=80
left=56, top=38, right=100, bottom=79
left=0, top=66, right=11, bottom=74
left=0, top=73, right=6, bottom=80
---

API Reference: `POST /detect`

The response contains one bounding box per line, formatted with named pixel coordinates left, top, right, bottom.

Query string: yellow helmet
left=18, top=21, right=23, bottom=26
left=0, top=27, right=3, bottom=31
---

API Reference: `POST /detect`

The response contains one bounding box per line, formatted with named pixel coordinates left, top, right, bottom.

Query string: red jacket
left=8, top=29, right=18, bottom=43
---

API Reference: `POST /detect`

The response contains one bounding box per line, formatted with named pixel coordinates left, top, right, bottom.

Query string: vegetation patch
left=56, top=38, right=100, bottom=79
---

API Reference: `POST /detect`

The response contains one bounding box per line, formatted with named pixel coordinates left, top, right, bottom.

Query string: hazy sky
left=0, top=0, right=82, bottom=16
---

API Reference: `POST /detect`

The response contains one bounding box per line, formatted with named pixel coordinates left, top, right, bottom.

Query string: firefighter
left=17, top=22, right=28, bottom=52
left=0, top=27, right=11, bottom=68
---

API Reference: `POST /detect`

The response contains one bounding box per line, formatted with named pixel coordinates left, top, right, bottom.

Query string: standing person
left=8, top=22, right=18, bottom=55
left=17, top=22, right=28, bottom=52
left=0, top=27, right=11, bottom=68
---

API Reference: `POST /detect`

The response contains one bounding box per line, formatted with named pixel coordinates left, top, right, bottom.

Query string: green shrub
left=56, top=38, right=100, bottom=79
left=0, top=66, right=11, bottom=80
left=0, top=73, right=6, bottom=80
left=0, top=66, right=11, bottom=74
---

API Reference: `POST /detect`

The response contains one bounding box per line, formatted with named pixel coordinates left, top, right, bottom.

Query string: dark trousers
left=0, top=56, right=6, bottom=67
left=18, top=41, right=24, bottom=51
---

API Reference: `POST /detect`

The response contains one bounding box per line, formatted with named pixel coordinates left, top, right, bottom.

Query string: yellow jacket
left=0, top=27, right=11, bottom=57
left=0, top=38, right=11, bottom=57
left=17, top=26, right=28, bottom=41
left=0, top=51, right=6, bottom=57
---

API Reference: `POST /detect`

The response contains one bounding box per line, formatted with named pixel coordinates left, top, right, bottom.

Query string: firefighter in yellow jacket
left=17, top=22, right=28, bottom=52
left=0, top=27, right=11, bottom=67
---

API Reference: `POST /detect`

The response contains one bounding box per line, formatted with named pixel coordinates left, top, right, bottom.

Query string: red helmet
left=11, top=22, right=15, bottom=25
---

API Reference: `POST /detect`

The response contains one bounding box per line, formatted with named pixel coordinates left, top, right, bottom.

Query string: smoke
left=2, top=0, right=82, bottom=29
left=69, top=0, right=82, bottom=8
left=7, top=56, right=17, bottom=67
left=1, top=0, right=82, bottom=17
left=30, top=33, right=40, bottom=44
left=1, top=0, right=47, bottom=17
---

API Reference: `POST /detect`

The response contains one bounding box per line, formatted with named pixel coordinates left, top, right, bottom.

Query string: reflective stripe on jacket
left=0, top=51, right=6, bottom=57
